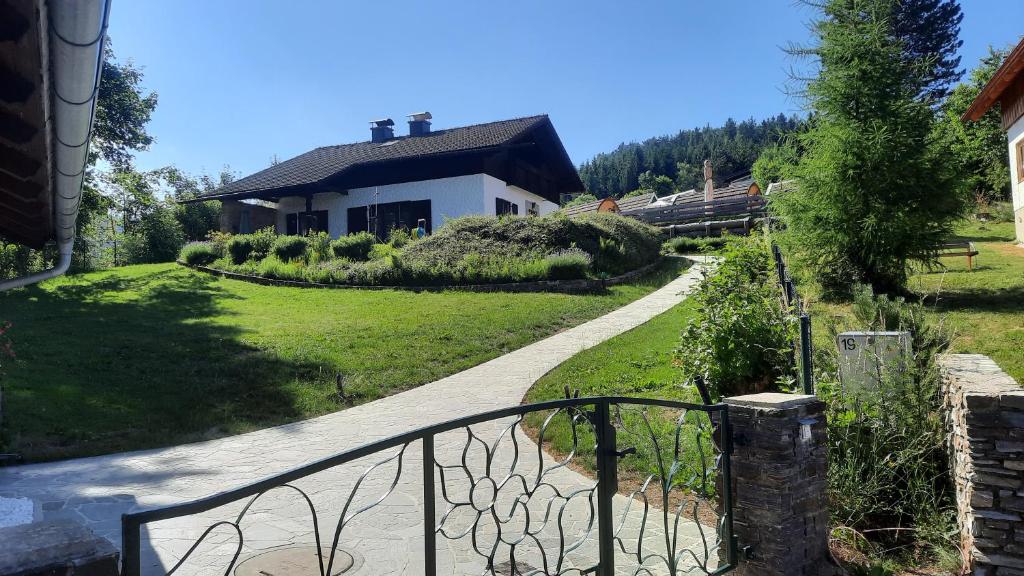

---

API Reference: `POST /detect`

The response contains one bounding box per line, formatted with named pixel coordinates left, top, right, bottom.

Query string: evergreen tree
left=774, top=0, right=969, bottom=296
left=891, top=0, right=964, bottom=101
left=578, top=114, right=802, bottom=197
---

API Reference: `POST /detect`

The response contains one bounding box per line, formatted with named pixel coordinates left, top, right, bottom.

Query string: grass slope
left=811, top=220, right=1024, bottom=383
left=523, top=298, right=706, bottom=484
left=0, top=259, right=688, bottom=461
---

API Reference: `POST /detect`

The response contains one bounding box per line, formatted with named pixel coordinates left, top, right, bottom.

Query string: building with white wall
left=189, top=114, right=580, bottom=238
left=965, top=38, right=1024, bottom=244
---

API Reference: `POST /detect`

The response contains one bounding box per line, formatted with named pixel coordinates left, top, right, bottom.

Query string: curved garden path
left=0, top=257, right=714, bottom=575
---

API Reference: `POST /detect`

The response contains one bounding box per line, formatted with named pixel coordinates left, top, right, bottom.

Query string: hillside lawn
left=811, top=220, right=1024, bottom=383
left=0, top=258, right=690, bottom=461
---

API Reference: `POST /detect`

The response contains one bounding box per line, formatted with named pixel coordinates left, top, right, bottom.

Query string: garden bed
left=179, top=213, right=665, bottom=289
left=178, top=256, right=668, bottom=294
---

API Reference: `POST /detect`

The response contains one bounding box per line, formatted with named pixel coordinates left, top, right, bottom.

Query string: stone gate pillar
left=723, top=393, right=835, bottom=576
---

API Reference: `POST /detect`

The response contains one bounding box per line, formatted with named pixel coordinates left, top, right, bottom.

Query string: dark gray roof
left=208, top=115, right=551, bottom=198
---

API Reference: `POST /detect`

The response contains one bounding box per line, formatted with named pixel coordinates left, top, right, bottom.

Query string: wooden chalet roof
left=196, top=115, right=584, bottom=204
left=621, top=178, right=759, bottom=214
left=0, top=0, right=52, bottom=248
left=964, top=36, right=1024, bottom=130
left=562, top=192, right=655, bottom=217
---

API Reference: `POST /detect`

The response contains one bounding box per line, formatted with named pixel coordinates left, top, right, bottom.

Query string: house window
left=496, top=197, right=519, bottom=216
left=1017, top=139, right=1024, bottom=183
left=348, top=200, right=431, bottom=240
left=286, top=210, right=329, bottom=235
left=525, top=200, right=539, bottom=217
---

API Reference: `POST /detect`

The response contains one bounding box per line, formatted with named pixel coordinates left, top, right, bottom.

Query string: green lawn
left=0, top=259, right=689, bottom=461
left=523, top=298, right=710, bottom=492
left=810, top=220, right=1024, bottom=383
left=913, top=220, right=1024, bottom=382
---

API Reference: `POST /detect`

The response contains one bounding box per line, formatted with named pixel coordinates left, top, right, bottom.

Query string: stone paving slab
left=0, top=257, right=716, bottom=575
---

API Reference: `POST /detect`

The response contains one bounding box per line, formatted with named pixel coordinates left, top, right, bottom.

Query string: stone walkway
left=0, top=257, right=717, bottom=575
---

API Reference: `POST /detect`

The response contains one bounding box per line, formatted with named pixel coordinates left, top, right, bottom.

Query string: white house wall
left=272, top=173, right=559, bottom=237
left=275, top=174, right=488, bottom=237
left=482, top=174, right=559, bottom=217
left=1008, top=116, right=1024, bottom=243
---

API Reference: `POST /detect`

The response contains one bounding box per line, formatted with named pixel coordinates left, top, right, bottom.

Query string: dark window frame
left=495, top=197, right=519, bottom=216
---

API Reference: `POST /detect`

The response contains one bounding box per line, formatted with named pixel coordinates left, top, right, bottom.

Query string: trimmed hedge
left=272, top=235, right=308, bottom=261
left=226, top=228, right=275, bottom=264
left=330, top=232, right=375, bottom=261
left=179, top=241, right=218, bottom=265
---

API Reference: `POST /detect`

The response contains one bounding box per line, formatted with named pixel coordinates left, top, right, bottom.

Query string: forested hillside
left=578, top=114, right=803, bottom=198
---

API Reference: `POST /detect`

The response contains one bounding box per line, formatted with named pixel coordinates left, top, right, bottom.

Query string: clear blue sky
left=107, top=0, right=1023, bottom=180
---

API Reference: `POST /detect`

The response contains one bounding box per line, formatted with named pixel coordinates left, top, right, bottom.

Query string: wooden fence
left=626, top=195, right=767, bottom=227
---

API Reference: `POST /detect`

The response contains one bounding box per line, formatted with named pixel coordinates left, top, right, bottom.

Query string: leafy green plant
left=330, top=232, right=375, bottom=261
left=179, top=241, right=218, bottom=266
left=675, top=234, right=795, bottom=400
left=543, top=249, right=592, bottom=280
left=664, top=236, right=728, bottom=254
left=256, top=256, right=304, bottom=280
left=271, top=235, right=308, bottom=261
left=226, top=227, right=276, bottom=264
left=305, top=231, right=332, bottom=264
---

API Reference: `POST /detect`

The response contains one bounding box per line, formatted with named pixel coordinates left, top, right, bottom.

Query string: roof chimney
left=370, top=118, right=395, bottom=143
left=408, top=111, right=432, bottom=136
left=703, top=159, right=714, bottom=202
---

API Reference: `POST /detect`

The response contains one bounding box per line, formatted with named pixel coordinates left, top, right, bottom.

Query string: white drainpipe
left=0, top=0, right=110, bottom=291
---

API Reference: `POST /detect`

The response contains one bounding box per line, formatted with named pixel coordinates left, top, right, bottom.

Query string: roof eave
left=963, top=37, right=1024, bottom=122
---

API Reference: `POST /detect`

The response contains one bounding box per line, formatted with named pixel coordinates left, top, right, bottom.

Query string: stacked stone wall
left=940, top=354, right=1024, bottom=574
left=724, top=393, right=835, bottom=576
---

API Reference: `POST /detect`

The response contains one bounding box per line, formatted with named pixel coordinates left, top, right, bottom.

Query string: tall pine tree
left=891, top=0, right=964, bottom=101
left=774, top=0, right=969, bottom=296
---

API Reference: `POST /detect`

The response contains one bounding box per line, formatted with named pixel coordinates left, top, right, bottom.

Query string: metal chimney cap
left=407, top=112, right=432, bottom=121
left=370, top=118, right=395, bottom=127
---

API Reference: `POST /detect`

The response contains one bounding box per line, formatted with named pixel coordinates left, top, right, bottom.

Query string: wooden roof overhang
left=964, top=37, right=1024, bottom=130
left=0, top=0, right=52, bottom=248
left=186, top=119, right=584, bottom=206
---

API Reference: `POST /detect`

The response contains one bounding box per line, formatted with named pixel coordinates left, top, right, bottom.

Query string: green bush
left=402, top=212, right=662, bottom=276
left=256, top=256, right=304, bottom=280
left=201, top=214, right=661, bottom=287
left=817, top=285, right=954, bottom=554
left=226, top=227, right=276, bottom=264
left=179, top=242, right=218, bottom=266
left=675, top=234, right=795, bottom=400
left=665, top=236, right=729, bottom=254
left=305, top=231, right=332, bottom=264
left=543, top=249, right=592, bottom=280
left=272, top=235, right=308, bottom=261
left=123, top=206, right=186, bottom=264
left=330, top=232, right=375, bottom=261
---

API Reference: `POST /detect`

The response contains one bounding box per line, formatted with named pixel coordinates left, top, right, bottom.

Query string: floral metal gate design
left=121, top=396, right=737, bottom=576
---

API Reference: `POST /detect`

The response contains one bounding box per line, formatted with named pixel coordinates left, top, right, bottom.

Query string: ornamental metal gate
left=121, top=397, right=737, bottom=576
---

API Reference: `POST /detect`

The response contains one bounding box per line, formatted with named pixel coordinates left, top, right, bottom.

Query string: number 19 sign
left=836, top=331, right=912, bottom=393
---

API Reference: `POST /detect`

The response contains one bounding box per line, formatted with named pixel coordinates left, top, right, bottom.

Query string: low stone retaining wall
left=940, top=354, right=1024, bottom=574
left=177, top=256, right=677, bottom=294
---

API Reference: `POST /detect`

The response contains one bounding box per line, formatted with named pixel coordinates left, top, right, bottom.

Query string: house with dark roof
left=188, top=113, right=584, bottom=238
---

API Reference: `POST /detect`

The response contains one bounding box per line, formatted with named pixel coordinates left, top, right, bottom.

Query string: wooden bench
left=939, top=241, right=979, bottom=271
